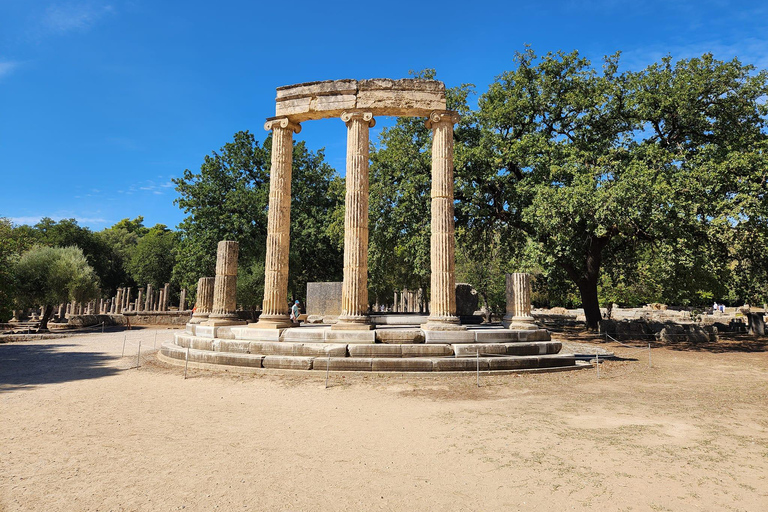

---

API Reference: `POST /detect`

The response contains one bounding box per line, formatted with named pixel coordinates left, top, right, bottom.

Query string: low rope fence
left=601, top=333, right=653, bottom=378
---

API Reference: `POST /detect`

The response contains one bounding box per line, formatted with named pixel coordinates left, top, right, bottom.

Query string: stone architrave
left=204, top=241, right=245, bottom=326
left=190, top=277, right=215, bottom=324
left=334, top=111, right=375, bottom=330
left=252, top=117, right=301, bottom=330
left=422, top=111, right=464, bottom=331
left=503, top=273, right=538, bottom=330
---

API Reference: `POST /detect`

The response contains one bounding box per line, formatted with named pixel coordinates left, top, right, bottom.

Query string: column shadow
left=0, top=343, right=122, bottom=393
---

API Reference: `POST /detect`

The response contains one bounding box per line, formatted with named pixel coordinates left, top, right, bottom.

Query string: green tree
left=126, top=224, right=178, bottom=290
left=97, top=217, right=148, bottom=295
left=368, top=70, right=475, bottom=307
left=13, top=246, right=99, bottom=330
left=465, top=49, right=768, bottom=328
left=173, top=131, right=343, bottom=307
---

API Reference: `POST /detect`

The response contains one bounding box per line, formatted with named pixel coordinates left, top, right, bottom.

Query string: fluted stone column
left=190, top=277, right=215, bottom=324
left=163, top=283, right=170, bottom=311
left=204, top=241, right=245, bottom=326
left=334, top=111, right=375, bottom=330
left=145, top=284, right=153, bottom=311
left=423, top=111, right=463, bottom=331
left=503, top=273, right=537, bottom=330
left=253, top=117, right=301, bottom=329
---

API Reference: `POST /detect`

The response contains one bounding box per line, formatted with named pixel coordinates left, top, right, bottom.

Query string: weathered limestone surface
left=306, top=282, right=343, bottom=316
left=253, top=117, right=301, bottom=330
left=334, top=111, right=375, bottom=331
left=423, top=111, right=463, bottom=331
left=204, top=241, right=245, bottom=326
left=275, top=79, right=446, bottom=121
left=502, top=273, right=538, bottom=330
left=190, top=277, right=215, bottom=324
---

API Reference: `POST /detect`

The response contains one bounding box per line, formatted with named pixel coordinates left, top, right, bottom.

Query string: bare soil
left=1, top=328, right=766, bottom=511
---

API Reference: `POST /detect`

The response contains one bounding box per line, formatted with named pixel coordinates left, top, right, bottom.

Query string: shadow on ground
left=0, top=343, right=122, bottom=393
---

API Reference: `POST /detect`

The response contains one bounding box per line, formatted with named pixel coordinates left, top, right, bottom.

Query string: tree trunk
left=577, top=278, right=602, bottom=330
left=38, top=304, right=54, bottom=332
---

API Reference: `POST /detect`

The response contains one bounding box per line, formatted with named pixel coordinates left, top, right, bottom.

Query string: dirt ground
left=1, top=327, right=766, bottom=511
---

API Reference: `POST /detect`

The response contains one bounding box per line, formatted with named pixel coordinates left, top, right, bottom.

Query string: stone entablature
left=274, top=79, right=446, bottom=121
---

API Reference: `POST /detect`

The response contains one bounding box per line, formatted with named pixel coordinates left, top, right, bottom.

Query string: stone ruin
left=159, top=78, right=578, bottom=373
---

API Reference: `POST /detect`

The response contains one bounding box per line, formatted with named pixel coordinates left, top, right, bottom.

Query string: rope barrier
left=605, top=334, right=653, bottom=368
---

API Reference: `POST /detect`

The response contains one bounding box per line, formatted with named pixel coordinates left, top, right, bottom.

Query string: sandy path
left=1, top=329, right=767, bottom=511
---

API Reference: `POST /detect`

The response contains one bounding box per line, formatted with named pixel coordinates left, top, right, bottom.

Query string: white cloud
left=10, top=215, right=108, bottom=226
left=619, top=37, right=768, bottom=72
left=41, top=2, right=114, bottom=35
left=0, top=60, right=20, bottom=79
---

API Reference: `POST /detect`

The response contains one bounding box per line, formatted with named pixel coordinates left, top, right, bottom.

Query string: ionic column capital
left=264, top=117, right=302, bottom=134
left=341, top=111, right=376, bottom=128
left=426, top=110, right=460, bottom=129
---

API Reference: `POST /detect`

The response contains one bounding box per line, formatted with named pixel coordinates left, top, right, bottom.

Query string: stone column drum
left=503, top=273, right=537, bottom=330
left=334, top=111, right=375, bottom=330
left=190, top=277, right=215, bottom=324
left=423, top=111, right=463, bottom=330
left=204, top=241, right=245, bottom=326
left=253, top=117, right=301, bottom=329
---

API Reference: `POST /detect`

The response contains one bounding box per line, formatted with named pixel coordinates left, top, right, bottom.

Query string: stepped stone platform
left=159, top=323, right=580, bottom=374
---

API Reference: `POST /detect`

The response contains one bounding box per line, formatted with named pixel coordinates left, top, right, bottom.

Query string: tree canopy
left=13, top=245, right=99, bottom=330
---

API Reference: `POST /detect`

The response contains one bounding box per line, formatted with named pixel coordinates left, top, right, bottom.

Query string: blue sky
left=1, top=0, right=766, bottom=231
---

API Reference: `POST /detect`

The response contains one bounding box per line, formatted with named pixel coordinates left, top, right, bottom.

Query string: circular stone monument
left=160, top=79, right=579, bottom=374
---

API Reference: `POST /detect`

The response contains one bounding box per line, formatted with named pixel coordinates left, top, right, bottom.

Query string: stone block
left=318, top=357, right=372, bottom=371
left=262, top=356, right=313, bottom=370
left=372, top=358, right=433, bottom=372
left=217, top=340, right=251, bottom=353
left=281, top=327, right=327, bottom=342
left=474, top=330, right=520, bottom=343
left=190, top=338, right=215, bottom=351
left=189, top=350, right=263, bottom=368
left=401, top=344, right=453, bottom=357
left=306, top=282, right=343, bottom=317
left=194, top=325, right=216, bottom=339
left=325, top=330, right=376, bottom=344
left=423, top=330, right=475, bottom=344
left=293, top=343, right=347, bottom=357
left=433, top=358, right=489, bottom=372
left=376, top=328, right=425, bottom=344
left=348, top=344, right=402, bottom=357
left=231, top=327, right=282, bottom=342
left=276, top=79, right=358, bottom=100
left=452, top=344, right=507, bottom=357
left=248, top=342, right=292, bottom=356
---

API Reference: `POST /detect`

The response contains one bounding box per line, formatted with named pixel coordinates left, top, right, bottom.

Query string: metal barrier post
left=184, top=346, right=190, bottom=379
left=476, top=350, right=480, bottom=387
left=121, top=334, right=126, bottom=358
left=596, top=352, right=600, bottom=379
left=325, top=355, right=331, bottom=389
left=136, top=339, right=141, bottom=369
left=648, top=343, right=652, bottom=368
